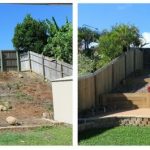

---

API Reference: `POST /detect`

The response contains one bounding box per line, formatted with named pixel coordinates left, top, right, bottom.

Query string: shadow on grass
left=78, top=127, right=114, bottom=143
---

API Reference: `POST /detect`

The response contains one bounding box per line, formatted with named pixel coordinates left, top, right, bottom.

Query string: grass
left=79, top=126, right=150, bottom=145
left=0, top=125, right=72, bottom=145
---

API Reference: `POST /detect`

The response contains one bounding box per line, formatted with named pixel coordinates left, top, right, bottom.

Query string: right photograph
left=78, top=3, right=150, bottom=145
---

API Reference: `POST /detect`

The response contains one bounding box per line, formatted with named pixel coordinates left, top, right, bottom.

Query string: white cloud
left=142, top=32, right=150, bottom=48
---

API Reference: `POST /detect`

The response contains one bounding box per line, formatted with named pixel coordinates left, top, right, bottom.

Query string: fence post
left=134, top=48, right=136, bottom=74
left=42, top=54, right=45, bottom=79
left=124, top=52, right=127, bottom=79
left=16, top=50, right=20, bottom=72
left=112, top=62, right=114, bottom=89
left=61, top=63, right=63, bottom=78
left=0, top=51, right=3, bottom=72
left=94, top=74, right=97, bottom=110
left=28, top=51, right=32, bottom=72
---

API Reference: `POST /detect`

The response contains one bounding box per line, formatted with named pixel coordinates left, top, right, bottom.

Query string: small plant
left=15, top=91, right=33, bottom=101
left=15, top=83, right=21, bottom=90
left=44, top=102, right=53, bottom=111
left=7, top=83, right=12, bottom=90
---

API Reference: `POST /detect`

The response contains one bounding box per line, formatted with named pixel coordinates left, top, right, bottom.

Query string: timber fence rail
left=78, top=48, right=143, bottom=112
left=0, top=50, right=72, bottom=81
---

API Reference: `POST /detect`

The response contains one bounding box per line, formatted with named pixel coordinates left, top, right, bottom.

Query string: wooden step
left=102, top=93, right=150, bottom=111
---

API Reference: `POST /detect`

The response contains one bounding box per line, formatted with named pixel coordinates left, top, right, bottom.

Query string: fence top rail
left=29, top=51, right=72, bottom=69
left=44, top=56, right=72, bottom=68
left=94, top=61, right=113, bottom=76
left=0, top=50, right=16, bottom=52
left=78, top=72, right=94, bottom=81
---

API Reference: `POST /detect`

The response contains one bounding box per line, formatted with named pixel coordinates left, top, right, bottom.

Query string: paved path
left=79, top=108, right=150, bottom=121
left=104, top=108, right=150, bottom=118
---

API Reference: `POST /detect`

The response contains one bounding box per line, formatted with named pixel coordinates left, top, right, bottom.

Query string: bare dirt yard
left=0, top=71, right=53, bottom=127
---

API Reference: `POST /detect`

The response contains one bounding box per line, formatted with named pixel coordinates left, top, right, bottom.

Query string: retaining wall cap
left=52, top=76, right=72, bottom=82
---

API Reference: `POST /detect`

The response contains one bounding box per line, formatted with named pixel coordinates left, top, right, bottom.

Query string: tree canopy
left=78, top=24, right=143, bottom=75
left=44, top=17, right=72, bottom=64
left=78, top=27, right=100, bottom=50
left=12, top=14, right=48, bottom=53
left=12, top=15, right=72, bottom=64
left=97, top=24, right=142, bottom=67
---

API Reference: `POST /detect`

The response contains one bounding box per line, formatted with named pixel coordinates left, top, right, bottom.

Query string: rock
left=18, top=74, right=23, bottom=78
left=6, top=116, right=18, bottom=125
left=0, top=105, right=7, bottom=111
left=2, top=101, right=12, bottom=109
left=49, top=112, right=54, bottom=119
left=2, top=106, right=7, bottom=111
left=42, top=112, right=50, bottom=119
left=44, top=79, right=48, bottom=82
left=42, top=112, right=54, bottom=119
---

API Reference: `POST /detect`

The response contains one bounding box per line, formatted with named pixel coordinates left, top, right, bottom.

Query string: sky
left=78, top=4, right=150, bottom=47
left=0, top=4, right=72, bottom=50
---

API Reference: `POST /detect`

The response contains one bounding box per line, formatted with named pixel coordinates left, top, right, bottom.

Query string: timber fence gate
left=78, top=48, right=143, bottom=112
left=0, top=50, right=18, bottom=71
left=0, top=50, right=72, bottom=81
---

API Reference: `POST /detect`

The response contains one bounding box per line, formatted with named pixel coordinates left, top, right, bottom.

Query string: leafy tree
left=97, top=24, right=142, bottom=68
left=78, top=27, right=99, bottom=50
left=44, top=17, right=72, bottom=64
left=79, top=24, right=144, bottom=74
left=78, top=53, right=95, bottom=75
left=12, top=14, right=48, bottom=53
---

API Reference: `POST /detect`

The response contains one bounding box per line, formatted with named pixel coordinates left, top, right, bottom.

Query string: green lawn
left=79, top=126, right=150, bottom=145
left=0, top=125, right=72, bottom=145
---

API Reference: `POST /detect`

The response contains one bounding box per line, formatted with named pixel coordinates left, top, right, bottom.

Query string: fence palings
left=78, top=48, right=143, bottom=112
left=20, top=51, right=72, bottom=81
left=0, top=50, right=72, bottom=81
left=0, top=50, right=17, bottom=71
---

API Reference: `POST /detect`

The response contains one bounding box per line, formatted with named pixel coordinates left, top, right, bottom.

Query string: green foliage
left=78, top=27, right=99, bottom=50
left=12, top=14, right=48, bottom=53
left=44, top=18, right=72, bottom=64
left=12, top=15, right=72, bottom=64
left=78, top=53, right=95, bottom=75
left=15, top=91, right=33, bottom=101
left=78, top=24, right=142, bottom=75
left=98, top=24, right=142, bottom=67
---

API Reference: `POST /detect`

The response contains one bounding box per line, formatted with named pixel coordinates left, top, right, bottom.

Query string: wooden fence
left=20, top=51, right=72, bottom=81
left=78, top=48, right=143, bottom=112
left=0, top=50, right=72, bottom=81
left=0, top=50, right=18, bottom=71
left=142, top=48, right=150, bottom=68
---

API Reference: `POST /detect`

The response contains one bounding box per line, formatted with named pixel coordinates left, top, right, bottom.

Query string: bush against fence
left=78, top=48, right=143, bottom=112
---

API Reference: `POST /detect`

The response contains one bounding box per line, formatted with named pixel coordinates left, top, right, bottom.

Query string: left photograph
left=0, top=3, right=72, bottom=145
